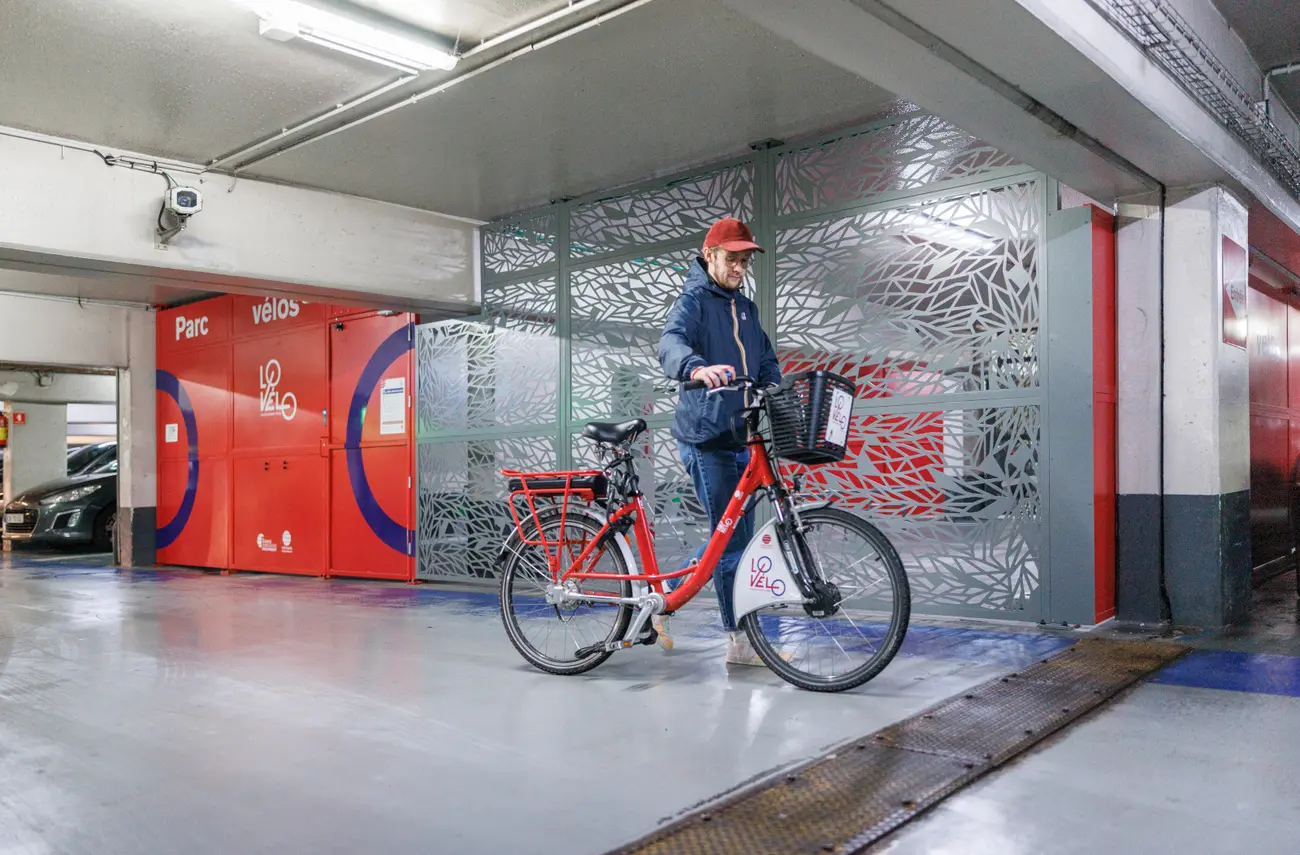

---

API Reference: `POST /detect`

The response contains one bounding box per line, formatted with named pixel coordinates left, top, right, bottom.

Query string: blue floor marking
left=1150, top=650, right=1300, bottom=698
left=1, top=558, right=1074, bottom=669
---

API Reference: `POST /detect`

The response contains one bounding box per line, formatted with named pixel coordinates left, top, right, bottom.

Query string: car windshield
left=68, top=442, right=116, bottom=476
left=89, top=459, right=118, bottom=475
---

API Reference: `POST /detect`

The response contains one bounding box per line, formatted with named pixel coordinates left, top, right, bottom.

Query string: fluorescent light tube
left=243, top=0, right=458, bottom=72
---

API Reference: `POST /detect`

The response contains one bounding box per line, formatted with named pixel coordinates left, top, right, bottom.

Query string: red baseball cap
left=703, top=217, right=764, bottom=253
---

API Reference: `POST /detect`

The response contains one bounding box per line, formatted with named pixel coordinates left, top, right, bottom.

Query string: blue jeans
left=675, top=442, right=753, bottom=632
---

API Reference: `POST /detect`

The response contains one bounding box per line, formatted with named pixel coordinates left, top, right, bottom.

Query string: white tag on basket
left=824, top=388, right=852, bottom=447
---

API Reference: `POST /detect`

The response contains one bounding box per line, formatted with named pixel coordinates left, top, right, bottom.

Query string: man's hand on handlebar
left=681, top=372, right=767, bottom=394
left=689, top=364, right=736, bottom=389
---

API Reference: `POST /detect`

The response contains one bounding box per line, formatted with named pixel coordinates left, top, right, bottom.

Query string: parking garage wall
left=416, top=109, right=1116, bottom=624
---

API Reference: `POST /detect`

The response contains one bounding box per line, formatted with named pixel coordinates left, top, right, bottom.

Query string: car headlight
left=39, top=484, right=104, bottom=506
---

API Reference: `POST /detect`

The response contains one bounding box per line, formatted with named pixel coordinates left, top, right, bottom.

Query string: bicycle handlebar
left=681, top=375, right=759, bottom=393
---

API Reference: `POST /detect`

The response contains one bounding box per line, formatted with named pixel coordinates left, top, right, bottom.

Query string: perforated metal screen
left=416, top=106, right=1054, bottom=621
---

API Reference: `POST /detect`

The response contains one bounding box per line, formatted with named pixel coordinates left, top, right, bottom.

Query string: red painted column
left=1091, top=208, right=1118, bottom=623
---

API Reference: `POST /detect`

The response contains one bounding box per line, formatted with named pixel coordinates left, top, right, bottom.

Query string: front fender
left=731, top=518, right=807, bottom=622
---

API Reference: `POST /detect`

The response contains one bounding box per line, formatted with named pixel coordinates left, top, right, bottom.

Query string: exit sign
left=11, top=413, right=25, bottom=425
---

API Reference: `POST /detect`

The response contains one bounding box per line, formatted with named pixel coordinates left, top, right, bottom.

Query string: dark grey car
left=2, top=460, right=117, bottom=551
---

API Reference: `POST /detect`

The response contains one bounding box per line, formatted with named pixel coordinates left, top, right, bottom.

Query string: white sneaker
left=651, top=614, right=674, bottom=651
left=725, top=632, right=766, bottom=667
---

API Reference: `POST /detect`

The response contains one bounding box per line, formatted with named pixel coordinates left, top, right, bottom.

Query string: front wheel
left=741, top=507, right=910, bottom=693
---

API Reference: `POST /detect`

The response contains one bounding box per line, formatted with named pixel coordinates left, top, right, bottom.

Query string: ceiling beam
left=0, top=128, right=479, bottom=314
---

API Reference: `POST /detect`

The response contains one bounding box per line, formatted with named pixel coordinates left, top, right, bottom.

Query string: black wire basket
left=765, top=370, right=857, bottom=465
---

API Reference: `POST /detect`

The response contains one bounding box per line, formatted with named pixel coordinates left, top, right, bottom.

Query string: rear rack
left=500, top=469, right=608, bottom=571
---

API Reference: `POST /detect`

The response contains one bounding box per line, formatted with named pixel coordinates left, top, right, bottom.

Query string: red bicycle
left=496, top=371, right=910, bottom=693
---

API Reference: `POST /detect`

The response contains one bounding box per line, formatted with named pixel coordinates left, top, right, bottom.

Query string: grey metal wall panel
left=1045, top=206, right=1099, bottom=625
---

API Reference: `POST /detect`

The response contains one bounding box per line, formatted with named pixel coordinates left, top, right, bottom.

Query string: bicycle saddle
left=582, top=418, right=647, bottom=445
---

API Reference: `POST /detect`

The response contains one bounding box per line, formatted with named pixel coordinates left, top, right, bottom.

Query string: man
left=656, top=217, right=782, bottom=664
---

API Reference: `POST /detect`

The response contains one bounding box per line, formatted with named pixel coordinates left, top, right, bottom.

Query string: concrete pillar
left=1, top=402, right=67, bottom=501
left=1163, top=185, right=1251, bottom=627
left=116, top=309, right=157, bottom=567
left=1115, top=193, right=1166, bottom=625
left=1116, top=185, right=1251, bottom=628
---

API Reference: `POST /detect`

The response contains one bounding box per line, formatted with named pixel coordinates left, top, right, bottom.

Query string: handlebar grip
left=681, top=379, right=707, bottom=391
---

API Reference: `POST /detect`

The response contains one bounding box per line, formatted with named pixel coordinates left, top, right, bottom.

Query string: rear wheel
left=499, top=507, right=633, bottom=676
left=741, top=507, right=910, bottom=693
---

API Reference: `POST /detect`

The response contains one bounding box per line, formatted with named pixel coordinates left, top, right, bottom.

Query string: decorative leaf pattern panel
left=783, top=404, right=1041, bottom=613
left=776, top=113, right=1021, bottom=216
left=416, top=277, right=559, bottom=434
left=417, top=436, right=557, bottom=580
left=481, top=211, right=557, bottom=276
left=569, top=249, right=696, bottom=421
left=776, top=182, right=1040, bottom=399
left=569, top=164, right=755, bottom=259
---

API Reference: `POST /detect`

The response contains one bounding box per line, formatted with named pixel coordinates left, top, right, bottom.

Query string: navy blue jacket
left=658, top=258, right=782, bottom=449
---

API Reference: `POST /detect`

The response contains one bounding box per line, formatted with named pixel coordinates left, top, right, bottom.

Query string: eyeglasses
left=710, top=250, right=753, bottom=268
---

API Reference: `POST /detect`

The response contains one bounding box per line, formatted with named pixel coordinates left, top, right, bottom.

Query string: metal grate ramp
left=604, top=638, right=1185, bottom=855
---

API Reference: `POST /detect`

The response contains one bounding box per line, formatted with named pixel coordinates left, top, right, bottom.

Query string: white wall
left=0, top=370, right=116, bottom=404
left=0, top=293, right=136, bottom=368
left=2, top=401, right=68, bottom=501
left=0, top=131, right=477, bottom=311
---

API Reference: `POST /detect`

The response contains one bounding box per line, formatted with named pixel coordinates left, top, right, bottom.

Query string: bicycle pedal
left=637, top=628, right=659, bottom=647
left=574, top=642, right=609, bottom=658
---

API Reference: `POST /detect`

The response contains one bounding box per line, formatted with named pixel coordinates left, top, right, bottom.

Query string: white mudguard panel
left=732, top=518, right=807, bottom=621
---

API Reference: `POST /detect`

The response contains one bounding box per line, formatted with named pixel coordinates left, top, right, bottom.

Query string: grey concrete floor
left=0, top=549, right=1062, bottom=855
left=872, top=683, right=1300, bottom=855
left=874, top=571, right=1300, bottom=855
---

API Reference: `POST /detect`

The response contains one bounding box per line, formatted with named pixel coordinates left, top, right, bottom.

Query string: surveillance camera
left=165, top=186, right=203, bottom=218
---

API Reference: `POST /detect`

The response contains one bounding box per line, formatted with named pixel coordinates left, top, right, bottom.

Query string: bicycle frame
left=504, top=435, right=780, bottom=615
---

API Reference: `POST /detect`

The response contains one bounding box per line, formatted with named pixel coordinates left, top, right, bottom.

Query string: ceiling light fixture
left=242, top=0, right=458, bottom=73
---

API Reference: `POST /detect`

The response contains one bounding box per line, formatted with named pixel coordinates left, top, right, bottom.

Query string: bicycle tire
left=499, top=507, right=633, bottom=676
left=741, top=507, right=910, bottom=693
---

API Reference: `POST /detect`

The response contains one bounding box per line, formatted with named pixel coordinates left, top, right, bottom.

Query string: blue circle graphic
left=156, top=369, right=200, bottom=549
left=346, top=325, right=415, bottom=554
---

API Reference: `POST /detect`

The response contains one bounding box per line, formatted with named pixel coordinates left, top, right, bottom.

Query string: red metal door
left=328, top=312, right=415, bottom=580
left=231, top=322, right=329, bottom=575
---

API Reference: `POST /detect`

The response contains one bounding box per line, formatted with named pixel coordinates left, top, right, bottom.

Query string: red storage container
left=155, top=295, right=417, bottom=582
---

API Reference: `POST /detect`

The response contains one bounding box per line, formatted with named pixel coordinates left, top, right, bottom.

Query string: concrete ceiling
left=247, top=0, right=896, bottom=219
left=0, top=0, right=397, bottom=163
left=0, top=0, right=893, bottom=223
left=347, top=0, right=574, bottom=46
left=1215, top=0, right=1300, bottom=110
left=0, top=269, right=213, bottom=309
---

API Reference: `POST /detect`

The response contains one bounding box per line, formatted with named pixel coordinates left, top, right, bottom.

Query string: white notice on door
left=165, top=423, right=179, bottom=444
left=824, top=388, right=852, bottom=447
left=380, top=377, right=406, bottom=435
